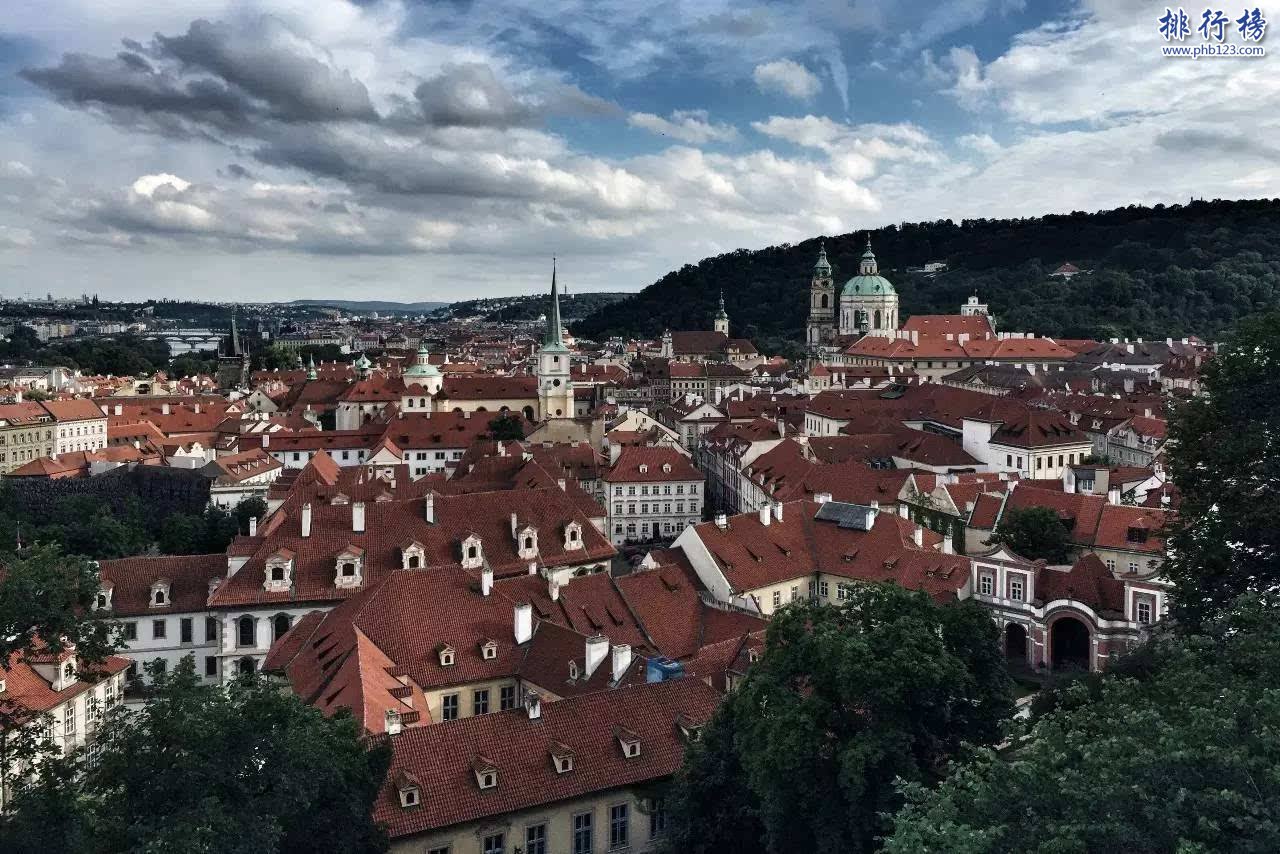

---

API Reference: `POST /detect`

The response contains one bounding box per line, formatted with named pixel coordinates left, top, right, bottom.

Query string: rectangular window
left=205, top=617, right=218, bottom=642
left=123, top=622, right=138, bottom=641
left=204, top=656, right=217, bottom=677
left=180, top=618, right=193, bottom=644
left=1036, top=457, right=1043, bottom=470
left=1129, top=561, right=1140, bottom=574
left=1009, top=576, right=1024, bottom=602
left=1137, top=598, right=1153, bottom=624
left=772, top=591, right=781, bottom=609
left=1105, top=558, right=1117, bottom=572
left=525, top=824, right=547, bottom=854
left=64, top=702, right=77, bottom=736
left=649, top=799, right=667, bottom=838
left=979, top=573, right=993, bottom=596
left=482, top=833, right=504, bottom=854
left=1017, top=456, right=1023, bottom=469
left=152, top=619, right=167, bottom=640
left=500, top=685, right=516, bottom=711
left=473, top=689, right=490, bottom=716
left=427, top=847, right=451, bottom=854
left=442, top=693, right=459, bottom=721
left=790, top=585, right=799, bottom=601
left=609, top=803, right=629, bottom=849
left=819, top=580, right=829, bottom=598
left=573, top=812, right=593, bottom=854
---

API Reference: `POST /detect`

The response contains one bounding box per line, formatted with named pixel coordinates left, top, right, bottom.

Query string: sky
left=0, top=0, right=1276, bottom=303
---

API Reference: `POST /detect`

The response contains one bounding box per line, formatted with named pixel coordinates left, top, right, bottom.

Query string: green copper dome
left=841, top=274, right=896, bottom=297
left=404, top=344, right=441, bottom=379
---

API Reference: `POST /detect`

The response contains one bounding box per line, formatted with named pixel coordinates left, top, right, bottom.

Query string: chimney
left=301, top=503, right=312, bottom=538
left=941, top=537, right=954, bottom=555
left=898, top=503, right=909, bottom=518
left=510, top=511, right=518, bottom=538
left=528, top=561, right=537, bottom=576
left=481, top=567, right=494, bottom=596
left=384, top=710, right=402, bottom=736
left=759, top=505, right=771, bottom=526
left=584, top=635, right=609, bottom=678
left=870, top=500, right=879, bottom=513
left=248, top=516, right=258, bottom=537
left=912, top=525, right=923, bottom=548
left=262, top=433, right=270, bottom=448
left=525, top=690, right=542, bottom=720
left=113, top=404, right=122, bottom=416
left=194, top=403, right=201, bottom=414
left=162, top=403, right=170, bottom=415
left=776, top=416, right=785, bottom=438
left=549, top=577, right=560, bottom=602
left=352, top=502, right=366, bottom=533
left=557, top=478, right=567, bottom=491
left=611, top=644, right=632, bottom=682
left=1107, top=486, right=1122, bottom=505
left=424, top=493, right=435, bottom=524
left=771, top=502, right=783, bottom=522
left=514, top=603, right=533, bottom=644
left=715, top=513, right=728, bottom=529
left=498, top=442, right=506, bottom=457
left=814, top=492, right=832, bottom=505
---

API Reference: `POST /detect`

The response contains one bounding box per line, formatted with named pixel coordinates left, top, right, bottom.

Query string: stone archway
left=1004, top=622, right=1028, bottom=663
left=1050, top=616, right=1091, bottom=671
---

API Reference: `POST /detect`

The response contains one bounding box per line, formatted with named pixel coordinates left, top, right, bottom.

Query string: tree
left=986, top=506, right=1071, bottom=563
left=0, top=660, right=392, bottom=854
left=487, top=414, right=526, bottom=441
left=0, top=545, right=116, bottom=668
left=884, top=600, right=1280, bottom=854
left=665, top=587, right=1013, bottom=854
left=1164, top=311, right=1280, bottom=628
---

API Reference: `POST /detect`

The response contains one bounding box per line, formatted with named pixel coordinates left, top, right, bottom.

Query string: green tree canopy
left=486, top=414, right=527, bottom=441
left=0, top=661, right=391, bottom=854
left=986, top=506, right=1071, bottom=563
left=664, top=587, right=1013, bottom=854
left=885, top=601, right=1280, bottom=854
left=0, top=544, right=116, bottom=668
left=1165, top=311, right=1280, bottom=628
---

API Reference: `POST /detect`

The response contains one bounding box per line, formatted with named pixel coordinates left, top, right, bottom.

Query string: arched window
left=237, top=616, right=256, bottom=648
left=820, top=294, right=829, bottom=309
left=522, top=407, right=534, bottom=420
left=273, top=614, right=292, bottom=641
left=467, top=546, right=478, bottom=559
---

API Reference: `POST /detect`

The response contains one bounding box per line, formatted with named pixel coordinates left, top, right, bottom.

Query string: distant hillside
left=573, top=198, right=1280, bottom=344
left=289, top=299, right=447, bottom=313
left=437, top=291, right=630, bottom=322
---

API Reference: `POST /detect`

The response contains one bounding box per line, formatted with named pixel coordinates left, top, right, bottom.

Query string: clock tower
left=537, top=260, right=574, bottom=420
left=806, top=242, right=836, bottom=347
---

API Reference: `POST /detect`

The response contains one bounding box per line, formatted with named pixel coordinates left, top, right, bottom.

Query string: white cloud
left=0, top=227, right=36, bottom=248
left=628, top=110, right=738, bottom=144
left=131, top=174, right=192, bottom=197
left=957, top=133, right=1001, bottom=156
left=752, top=59, right=822, bottom=101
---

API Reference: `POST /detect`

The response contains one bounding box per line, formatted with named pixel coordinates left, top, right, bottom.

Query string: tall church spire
left=714, top=289, right=730, bottom=335
left=859, top=233, right=878, bottom=276
left=542, top=258, right=567, bottom=351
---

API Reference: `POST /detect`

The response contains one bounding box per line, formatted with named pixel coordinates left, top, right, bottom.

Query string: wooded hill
left=572, top=198, right=1280, bottom=345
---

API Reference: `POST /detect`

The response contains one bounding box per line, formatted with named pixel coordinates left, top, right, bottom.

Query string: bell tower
left=806, top=242, right=835, bottom=347
left=713, top=290, right=730, bottom=336
left=537, top=259, right=574, bottom=420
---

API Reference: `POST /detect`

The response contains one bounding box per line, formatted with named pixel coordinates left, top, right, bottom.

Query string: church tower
left=806, top=243, right=836, bottom=347
left=838, top=235, right=899, bottom=337
left=713, top=290, right=730, bottom=336
left=537, top=260, right=574, bottom=420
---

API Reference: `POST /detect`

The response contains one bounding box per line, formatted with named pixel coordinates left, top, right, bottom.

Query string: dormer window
left=400, top=541, right=425, bottom=569
left=564, top=521, right=583, bottom=551
left=263, top=549, right=295, bottom=592
left=472, top=757, right=498, bottom=790
left=568, top=660, right=579, bottom=680
left=615, top=726, right=641, bottom=758
left=62, top=662, right=76, bottom=683
left=395, top=771, right=422, bottom=808
left=438, top=644, right=455, bottom=667
left=398, top=786, right=420, bottom=808
left=517, top=526, right=538, bottom=560
left=662, top=463, right=672, bottom=473
left=551, top=742, right=575, bottom=774
left=677, top=715, right=703, bottom=743
left=150, top=581, right=170, bottom=607
left=639, top=464, right=648, bottom=474
left=480, top=640, right=498, bottom=660
left=461, top=534, right=483, bottom=570
left=96, top=586, right=113, bottom=611
left=333, top=546, right=365, bottom=589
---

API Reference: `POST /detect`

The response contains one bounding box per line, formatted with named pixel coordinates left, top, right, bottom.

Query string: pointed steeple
left=306, top=353, right=318, bottom=381
left=542, top=257, right=568, bottom=352
left=716, top=290, right=728, bottom=319
left=859, top=233, right=878, bottom=276
left=814, top=241, right=831, bottom=275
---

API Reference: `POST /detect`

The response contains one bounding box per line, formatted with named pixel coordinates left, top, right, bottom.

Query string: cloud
left=753, top=59, right=822, bottom=100
left=957, top=132, right=1001, bottom=156
left=0, top=226, right=36, bottom=248
left=627, top=110, right=738, bottom=144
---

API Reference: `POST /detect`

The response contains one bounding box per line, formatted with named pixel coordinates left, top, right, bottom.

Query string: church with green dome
left=806, top=235, right=900, bottom=346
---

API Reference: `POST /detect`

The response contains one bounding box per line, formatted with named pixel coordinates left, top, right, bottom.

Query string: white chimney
left=525, top=690, right=542, bottom=720
left=424, top=493, right=435, bottom=523
left=941, top=537, right=954, bottom=555
left=912, top=525, right=923, bottom=548
left=815, top=492, right=833, bottom=505
left=99, top=404, right=109, bottom=415
left=714, top=514, right=728, bottom=529
left=776, top=417, right=785, bottom=439
left=584, top=635, right=609, bottom=678
left=301, top=502, right=312, bottom=538
left=1107, top=486, right=1122, bottom=505
left=510, top=511, right=518, bottom=537
left=528, top=561, right=537, bottom=576
left=248, top=516, right=258, bottom=537
left=871, top=500, right=879, bottom=513
left=384, top=710, right=402, bottom=736
left=162, top=403, right=170, bottom=415
left=481, top=567, right=494, bottom=597
left=352, top=501, right=366, bottom=533
left=194, top=403, right=201, bottom=414
left=771, top=502, right=783, bottom=522
left=611, top=644, right=632, bottom=682
left=898, top=503, right=909, bottom=518
left=514, top=603, right=533, bottom=644
left=549, top=577, right=560, bottom=602
left=759, top=505, right=771, bottom=526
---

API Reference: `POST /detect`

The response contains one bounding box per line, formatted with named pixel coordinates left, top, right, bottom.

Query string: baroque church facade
left=806, top=237, right=900, bottom=347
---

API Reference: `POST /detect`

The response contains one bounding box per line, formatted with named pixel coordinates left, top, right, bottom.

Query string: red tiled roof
left=603, top=447, right=700, bottom=483
left=1036, top=553, right=1126, bottom=614
left=97, top=553, right=226, bottom=616
left=372, top=678, right=719, bottom=839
